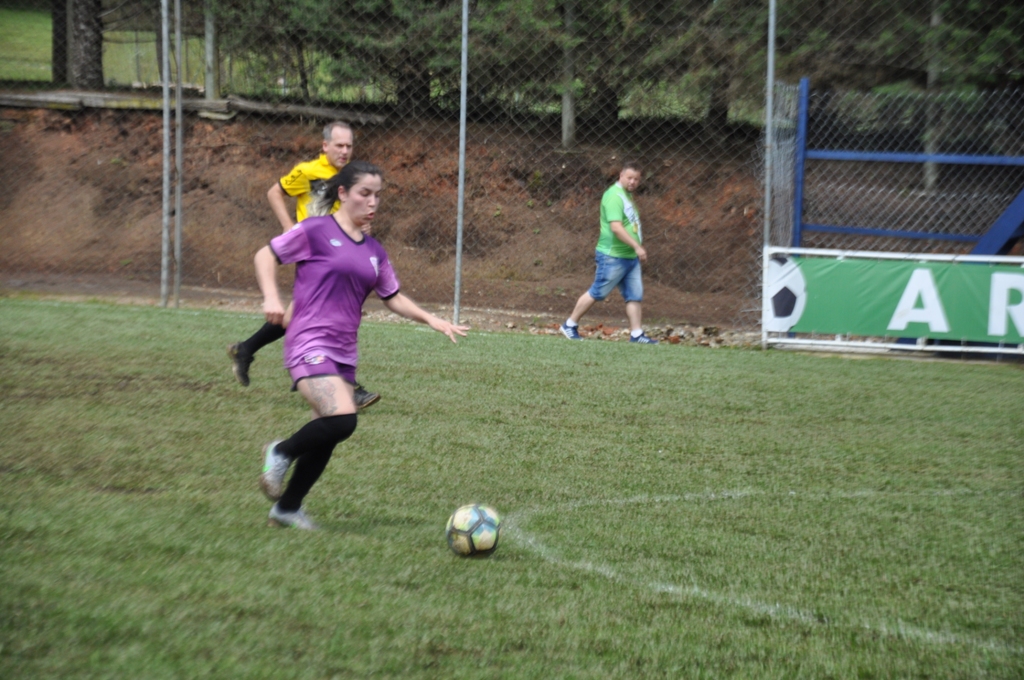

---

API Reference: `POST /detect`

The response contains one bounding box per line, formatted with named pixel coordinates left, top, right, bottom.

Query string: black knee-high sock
left=240, top=322, right=286, bottom=356
left=277, top=414, right=358, bottom=511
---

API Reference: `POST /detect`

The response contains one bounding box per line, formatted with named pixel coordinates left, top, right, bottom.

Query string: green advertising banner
left=765, top=256, right=1024, bottom=343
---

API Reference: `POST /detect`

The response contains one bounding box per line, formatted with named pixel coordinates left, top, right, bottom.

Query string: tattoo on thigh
left=306, top=377, right=338, bottom=416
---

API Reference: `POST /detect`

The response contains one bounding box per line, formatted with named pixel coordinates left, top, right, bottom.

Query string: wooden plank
left=0, top=91, right=386, bottom=125
left=224, top=96, right=385, bottom=125
left=0, top=93, right=84, bottom=110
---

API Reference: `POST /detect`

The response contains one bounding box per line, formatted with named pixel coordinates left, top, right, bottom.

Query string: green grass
left=0, top=11, right=378, bottom=101
left=102, top=31, right=181, bottom=87
left=1, top=298, right=1022, bottom=678
left=0, top=8, right=50, bottom=81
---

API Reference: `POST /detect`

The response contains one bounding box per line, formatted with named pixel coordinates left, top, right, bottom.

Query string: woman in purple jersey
left=253, top=160, right=469, bottom=529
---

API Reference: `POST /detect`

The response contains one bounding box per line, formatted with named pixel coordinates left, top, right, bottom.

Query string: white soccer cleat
left=267, top=504, right=318, bottom=530
left=259, top=440, right=291, bottom=501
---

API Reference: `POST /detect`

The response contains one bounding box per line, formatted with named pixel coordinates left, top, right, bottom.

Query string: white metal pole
left=453, top=0, right=469, bottom=325
left=761, top=0, right=777, bottom=348
left=173, top=0, right=184, bottom=307
left=160, top=0, right=171, bottom=308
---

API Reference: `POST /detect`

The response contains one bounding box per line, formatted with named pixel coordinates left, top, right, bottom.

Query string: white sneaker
left=267, top=503, right=318, bottom=530
left=629, top=332, right=658, bottom=344
left=560, top=322, right=582, bottom=340
left=259, top=440, right=291, bottom=501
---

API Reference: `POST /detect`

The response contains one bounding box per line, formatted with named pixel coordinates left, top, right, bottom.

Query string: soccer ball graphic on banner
left=446, top=504, right=502, bottom=556
left=764, top=255, right=807, bottom=332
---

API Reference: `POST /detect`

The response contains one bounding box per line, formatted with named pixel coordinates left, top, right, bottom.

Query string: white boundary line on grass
left=505, top=490, right=1022, bottom=655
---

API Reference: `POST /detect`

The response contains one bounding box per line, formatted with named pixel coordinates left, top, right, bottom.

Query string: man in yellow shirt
left=268, top=122, right=350, bottom=228
left=228, top=121, right=381, bottom=409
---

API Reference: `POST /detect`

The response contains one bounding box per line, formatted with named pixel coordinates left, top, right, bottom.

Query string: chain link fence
left=767, top=1, right=1024, bottom=256
left=1, top=1, right=1023, bottom=331
left=768, top=85, right=1024, bottom=255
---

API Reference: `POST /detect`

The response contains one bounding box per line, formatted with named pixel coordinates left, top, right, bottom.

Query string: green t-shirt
left=596, top=183, right=642, bottom=259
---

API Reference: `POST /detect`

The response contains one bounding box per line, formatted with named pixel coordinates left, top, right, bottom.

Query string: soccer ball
left=764, top=255, right=807, bottom=332
left=446, top=504, right=502, bottom=557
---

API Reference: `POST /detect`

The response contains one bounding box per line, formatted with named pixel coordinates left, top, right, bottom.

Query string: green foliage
left=1, top=299, right=1023, bottom=676
left=938, top=0, right=1024, bottom=86
left=8, top=0, right=1022, bottom=122
left=777, top=0, right=1024, bottom=90
left=203, top=0, right=1024, bottom=120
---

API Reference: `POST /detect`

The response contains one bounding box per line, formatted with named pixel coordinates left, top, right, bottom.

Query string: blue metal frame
left=971, top=189, right=1024, bottom=255
left=806, top=150, right=1024, bottom=166
left=792, top=78, right=1024, bottom=254
left=800, top=224, right=979, bottom=242
left=791, top=78, right=810, bottom=247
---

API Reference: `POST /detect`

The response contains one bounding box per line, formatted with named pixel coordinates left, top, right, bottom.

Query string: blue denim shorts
left=587, top=251, right=643, bottom=302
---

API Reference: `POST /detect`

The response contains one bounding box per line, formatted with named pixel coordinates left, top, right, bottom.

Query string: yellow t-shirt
left=278, top=153, right=341, bottom=222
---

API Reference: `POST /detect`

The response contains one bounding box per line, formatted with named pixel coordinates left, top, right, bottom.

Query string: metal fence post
left=453, top=0, right=469, bottom=325
left=762, top=0, right=777, bottom=349
left=173, top=0, right=183, bottom=308
left=160, top=0, right=171, bottom=308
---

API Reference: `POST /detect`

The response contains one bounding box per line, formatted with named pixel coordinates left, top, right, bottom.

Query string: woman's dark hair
left=315, top=160, right=383, bottom=214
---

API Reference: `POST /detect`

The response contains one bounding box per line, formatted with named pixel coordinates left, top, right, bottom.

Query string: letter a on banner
left=988, top=272, right=1024, bottom=337
left=888, top=268, right=950, bottom=333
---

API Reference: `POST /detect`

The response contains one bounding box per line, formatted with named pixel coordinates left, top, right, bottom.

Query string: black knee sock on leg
left=240, top=322, right=286, bottom=356
left=277, top=414, right=357, bottom=511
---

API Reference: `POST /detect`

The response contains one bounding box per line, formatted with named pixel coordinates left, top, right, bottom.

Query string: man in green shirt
left=560, top=161, right=658, bottom=344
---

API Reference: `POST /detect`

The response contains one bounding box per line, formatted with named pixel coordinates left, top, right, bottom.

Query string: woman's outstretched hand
left=428, top=317, right=470, bottom=343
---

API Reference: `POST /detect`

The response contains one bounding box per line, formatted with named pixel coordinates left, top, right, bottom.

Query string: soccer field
left=1, top=298, right=1021, bottom=677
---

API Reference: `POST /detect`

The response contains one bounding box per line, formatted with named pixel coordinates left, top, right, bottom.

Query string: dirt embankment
left=0, top=107, right=762, bottom=328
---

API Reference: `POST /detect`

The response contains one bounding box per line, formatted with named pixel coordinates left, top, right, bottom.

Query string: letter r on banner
left=988, top=272, right=1024, bottom=337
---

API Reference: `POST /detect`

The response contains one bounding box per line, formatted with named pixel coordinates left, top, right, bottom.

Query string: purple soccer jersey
left=270, top=215, right=400, bottom=371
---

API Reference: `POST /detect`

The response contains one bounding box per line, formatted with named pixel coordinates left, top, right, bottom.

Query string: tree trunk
left=561, top=0, right=576, bottom=149
left=591, top=79, right=618, bottom=133
left=204, top=2, right=219, bottom=99
left=294, top=38, right=310, bottom=102
left=706, top=68, right=730, bottom=131
left=155, top=10, right=163, bottom=86
left=923, top=1, right=943, bottom=193
left=70, top=0, right=103, bottom=89
left=51, top=0, right=68, bottom=84
left=397, top=64, right=431, bottom=116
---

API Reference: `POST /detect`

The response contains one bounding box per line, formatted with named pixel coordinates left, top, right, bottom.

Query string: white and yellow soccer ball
left=445, top=504, right=501, bottom=557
